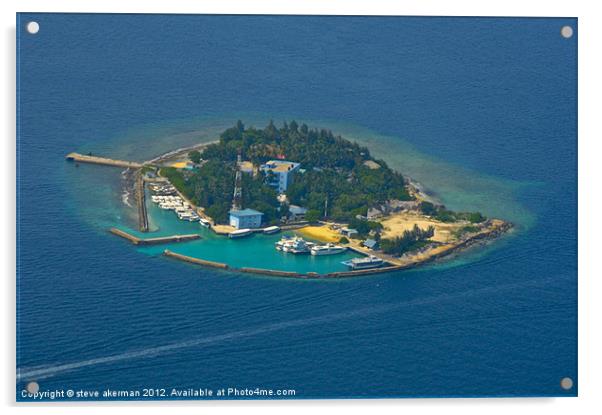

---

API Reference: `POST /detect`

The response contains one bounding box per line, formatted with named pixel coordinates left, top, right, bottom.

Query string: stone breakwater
left=163, top=219, right=513, bottom=278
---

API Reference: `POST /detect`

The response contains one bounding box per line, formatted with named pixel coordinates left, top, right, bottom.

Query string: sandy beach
left=296, top=226, right=342, bottom=243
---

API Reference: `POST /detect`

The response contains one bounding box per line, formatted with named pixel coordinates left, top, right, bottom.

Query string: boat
left=281, top=237, right=311, bottom=254
left=263, top=225, right=280, bottom=234
left=310, top=243, right=347, bottom=256
left=342, top=255, right=385, bottom=270
left=275, top=235, right=292, bottom=250
left=229, top=228, right=253, bottom=238
left=199, top=218, right=210, bottom=227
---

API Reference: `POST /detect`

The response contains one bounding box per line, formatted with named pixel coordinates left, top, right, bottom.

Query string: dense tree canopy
left=197, top=120, right=413, bottom=223
left=160, top=121, right=484, bottom=228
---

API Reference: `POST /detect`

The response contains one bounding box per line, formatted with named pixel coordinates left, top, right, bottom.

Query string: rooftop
left=363, top=239, right=378, bottom=249
left=262, top=160, right=300, bottom=173
left=238, top=160, right=254, bottom=172
left=289, top=205, right=308, bottom=215
left=363, top=160, right=381, bottom=170
left=229, top=208, right=264, bottom=217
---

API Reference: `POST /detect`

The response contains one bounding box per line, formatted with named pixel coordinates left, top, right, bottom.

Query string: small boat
left=310, top=243, right=347, bottom=256
left=263, top=225, right=280, bottom=234
left=342, top=255, right=385, bottom=270
left=275, top=235, right=292, bottom=250
left=229, top=228, right=253, bottom=238
left=199, top=218, right=211, bottom=227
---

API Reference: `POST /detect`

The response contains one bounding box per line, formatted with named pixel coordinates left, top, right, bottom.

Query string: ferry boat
left=263, top=225, right=280, bottom=234
left=229, top=228, right=253, bottom=239
left=310, top=243, right=347, bottom=256
left=342, top=255, right=385, bottom=270
left=199, top=218, right=211, bottom=227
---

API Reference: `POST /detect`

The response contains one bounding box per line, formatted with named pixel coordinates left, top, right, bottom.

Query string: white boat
left=199, top=218, right=211, bottom=227
left=342, top=255, right=385, bottom=270
left=310, top=243, right=347, bottom=256
left=275, top=235, right=292, bottom=250
left=229, top=228, right=253, bottom=238
left=263, top=225, right=280, bottom=234
left=281, top=237, right=311, bottom=254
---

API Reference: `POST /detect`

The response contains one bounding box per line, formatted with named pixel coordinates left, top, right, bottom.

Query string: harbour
left=66, top=147, right=512, bottom=277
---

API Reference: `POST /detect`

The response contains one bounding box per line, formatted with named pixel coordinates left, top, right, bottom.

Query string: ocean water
left=16, top=14, right=577, bottom=399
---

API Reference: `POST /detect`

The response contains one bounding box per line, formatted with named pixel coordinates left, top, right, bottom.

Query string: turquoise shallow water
left=98, top=115, right=531, bottom=274
left=17, top=14, right=576, bottom=400
left=128, top=197, right=362, bottom=273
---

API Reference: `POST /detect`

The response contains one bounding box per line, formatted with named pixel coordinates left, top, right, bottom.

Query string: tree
left=419, top=201, right=437, bottom=216
left=380, top=225, right=435, bottom=256
left=305, top=209, right=321, bottom=223
left=188, top=150, right=201, bottom=164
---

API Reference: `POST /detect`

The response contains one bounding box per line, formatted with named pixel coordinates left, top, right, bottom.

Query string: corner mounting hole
left=560, top=377, right=573, bottom=390
left=26, top=381, right=39, bottom=394
left=26, top=21, right=39, bottom=35
left=561, top=26, right=573, bottom=39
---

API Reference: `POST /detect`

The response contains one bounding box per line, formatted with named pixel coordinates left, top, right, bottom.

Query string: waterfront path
left=65, top=152, right=143, bottom=169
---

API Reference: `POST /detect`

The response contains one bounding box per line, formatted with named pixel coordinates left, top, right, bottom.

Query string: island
left=66, top=120, right=512, bottom=278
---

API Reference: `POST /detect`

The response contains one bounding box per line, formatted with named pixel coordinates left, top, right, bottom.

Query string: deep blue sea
left=16, top=14, right=577, bottom=400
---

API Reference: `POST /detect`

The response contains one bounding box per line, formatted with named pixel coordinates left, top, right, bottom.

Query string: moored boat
left=310, top=243, right=347, bottom=256
left=263, top=225, right=280, bottom=234
left=229, top=228, right=253, bottom=238
left=199, top=218, right=210, bottom=227
left=342, top=255, right=385, bottom=270
left=281, top=237, right=312, bottom=254
left=275, top=235, right=292, bottom=250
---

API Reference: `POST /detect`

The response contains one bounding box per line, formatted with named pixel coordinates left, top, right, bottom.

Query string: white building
left=229, top=208, right=264, bottom=229
left=260, top=160, right=301, bottom=193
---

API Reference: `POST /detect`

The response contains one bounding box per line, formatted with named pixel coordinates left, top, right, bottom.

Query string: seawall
left=109, top=228, right=201, bottom=246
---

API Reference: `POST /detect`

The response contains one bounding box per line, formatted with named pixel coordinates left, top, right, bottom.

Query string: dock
left=135, top=171, right=149, bottom=232
left=65, top=152, right=143, bottom=169
left=109, top=228, right=201, bottom=245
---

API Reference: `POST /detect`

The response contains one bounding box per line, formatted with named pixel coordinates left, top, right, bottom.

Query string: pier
left=109, top=228, right=201, bottom=245
left=65, top=152, right=143, bottom=169
left=135, top=172, right=149, bottom=232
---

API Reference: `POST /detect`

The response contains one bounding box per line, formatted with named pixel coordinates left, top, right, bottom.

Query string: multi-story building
left=260, top=160, right=301, bottom=193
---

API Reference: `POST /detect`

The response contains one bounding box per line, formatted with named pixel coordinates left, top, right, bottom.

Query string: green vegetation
left=347, top=217, right=383, bottom=238
left=159, top=120, right=486, bottom=227
left=305, top=209, right=321, bottom=223
left=200, top=120, right=412, bottom=223
left=141, top=165, right=155, bottom=175
left=380, top=224, right=435, bottom=256
left=435, top=209, right=486, bottom=224
left=453, top=224, right=481, bottom=238
left=419, top=201, right=437, bottom=216
left=339, top=236, right=349, bottom=244
left=160, top=162, right=279, bottom=224
left=420, top=200, right=486, bottom=224
left=188, top=150, right=201, bottom=164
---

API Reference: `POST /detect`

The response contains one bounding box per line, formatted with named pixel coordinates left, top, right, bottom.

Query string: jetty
left=65, top=152, right=143, bottom=169
left=164, top=250, right=229, bottom=269
left=109, top=228, right=201, bottom=246
left=135, top=172, right=149, bottom=232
